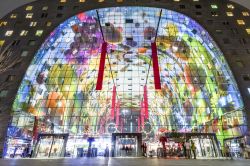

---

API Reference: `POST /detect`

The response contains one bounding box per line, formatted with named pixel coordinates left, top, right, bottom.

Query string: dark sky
left=0, top=0, right=250, bottom=19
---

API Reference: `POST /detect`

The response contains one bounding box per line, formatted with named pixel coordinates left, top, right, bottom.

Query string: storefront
left=5, top=138, right=32, bottom=158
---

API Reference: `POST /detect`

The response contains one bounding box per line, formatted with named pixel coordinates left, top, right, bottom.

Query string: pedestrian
left=185, top=141, right=191, bottom=159
left=191, top=140, right=196, bottom=159
left=182, top=142, right=187, bottom=158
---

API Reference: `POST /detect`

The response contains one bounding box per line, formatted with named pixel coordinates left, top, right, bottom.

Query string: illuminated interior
left=7, top=7, right=246, bottom=153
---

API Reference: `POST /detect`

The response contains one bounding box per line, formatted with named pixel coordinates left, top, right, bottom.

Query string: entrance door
left=112, top=133, right=142, bottom=157
left=190, top=135, right=220, bottom=158
left=34, top=133, right=68, bottom=158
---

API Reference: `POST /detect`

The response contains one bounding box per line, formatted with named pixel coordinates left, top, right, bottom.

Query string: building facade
left=0, top=0, right=250, bottom=158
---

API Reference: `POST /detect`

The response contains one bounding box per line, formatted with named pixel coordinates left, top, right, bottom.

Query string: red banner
left=144, top=85, right=149, bottom=119
left=96, top=42, right=108, bottom=90
left=151, top=42, right=161, bottom=89
left=111, top=85, right=116, bottom=119
left=140, top=100, right=145, bottom=129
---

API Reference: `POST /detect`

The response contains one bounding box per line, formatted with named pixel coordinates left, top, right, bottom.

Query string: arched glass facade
left=7, top=7, right=247, bottom=157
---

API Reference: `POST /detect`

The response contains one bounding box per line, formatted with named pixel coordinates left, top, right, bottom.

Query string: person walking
left=182, top=142, right=187, bottom=158
left=185, top=140, right=191, bottom=159
left=191, top=140, right=196, bottom=159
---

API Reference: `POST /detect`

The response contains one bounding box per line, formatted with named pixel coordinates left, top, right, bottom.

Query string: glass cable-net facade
left=8, top=7, right=246, bottom=150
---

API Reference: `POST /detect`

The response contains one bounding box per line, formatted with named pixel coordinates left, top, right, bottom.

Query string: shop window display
left=6, top=7, right=246, bottom=158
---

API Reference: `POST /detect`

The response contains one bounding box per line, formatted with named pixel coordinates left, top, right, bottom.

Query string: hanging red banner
left=116, top=100, right=120, bottom=127
left=140, top=100, right=145, bottom=129
left=144, top=85, right=149, bottom=119
left=96, top=42, right=108, bottom=90
left=110, top=85, right=116, bottom=119
left=151, top=42, right=161, bottom=89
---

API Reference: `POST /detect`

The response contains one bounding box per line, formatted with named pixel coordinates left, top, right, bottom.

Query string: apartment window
left=179, top=5, right=185, bottom=9
left=57, top=6, right=64, bottom=10
left=98, top=0, right=105, bottom=2
left=236, top=60, right=244, bottom=68
left=46, top=21, right=52, bottom=27
left=0, top=90, right=8, bottom=98
left=42, top=6, right=48, bottom=11
left=5, top=30, right=13, bottom=36
left=20, top=30, right=28, bottom=36
left=35, top=30, right=43, bottom=37
left=41, top=13, right=48, bottom=18
left=56, top=13, right=63, bottom=18
left=211, top=12, right=218, bottom=17
left=237, top=20, right=245, bottom=25
left=242, top=74, right=250, bottom=81
left=30, top=22, right=37, bottom=27
left=10, top=14, right=17, bottom=19
left=79, top=0, right=85, bottom=2
left=227, top=4, right=234, bottom=9
left=242, top=12, right=249, bottom=16
left=20, top=50, right=29, bottom=57
left=11, top=40, right=20, bottom=46
left=26, top=13, right=33, bottom=19
left=28, top=40, right=36, bottom=46
left=60, top=0, right=66, bottom=2
left=246, top=28, right=250, bottom=34
left=116, top=0, right=123, bottom=2
left=26, top=6, right=33, bottom=11
left=226, top=12, right=233, bottom=17
left=195, top=5, right=202, bottom=9
left=0, top=40, right=5, bottom=46
left=6, top=75, right=15, bottom=82
left=0, top=21, right=7, bottom=27
left=211, top=4, right=218, bottom=9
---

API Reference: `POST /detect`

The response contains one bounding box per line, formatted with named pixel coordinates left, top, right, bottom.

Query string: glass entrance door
left=190, top=135, right=220, bottom=158
left=115, top=136, right=138, bottom=157
left=34, top=133, right=68, bottom=158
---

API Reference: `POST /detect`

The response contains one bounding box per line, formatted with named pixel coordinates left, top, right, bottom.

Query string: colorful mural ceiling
left=9, top=7, right=246, bottom=143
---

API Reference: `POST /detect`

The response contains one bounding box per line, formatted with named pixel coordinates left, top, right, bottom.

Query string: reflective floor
left=0, top=158, right=250, bottom=166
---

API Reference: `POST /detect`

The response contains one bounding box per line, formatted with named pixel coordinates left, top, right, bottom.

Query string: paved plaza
left=0, top=158, right=250, bottom=166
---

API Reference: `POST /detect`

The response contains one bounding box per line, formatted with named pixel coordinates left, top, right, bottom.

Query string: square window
left=246, top=28, right=250, bottom=34
left=35, top=30, right=43, bottom=37
left=6, top=75, right=15, bottom=82
left=226, top=12, right=233, bottom=17
left=20, top=50, right=29, bottom=57
left=56, top=13, right=63, bottom=18
left=5, top=30, right=13, bottom=36
left=26, top=6, right=33, bottom=11
left=20, top=30, right=28, bottom=36
left=46, top=21, right=52, bottom=27
left=242, top=12, right=249, bottom=16
left=26, top=13, right=33, bottom=19
left=237, top=20, right=245, bottom=25
left=42, top=6, right=48, bottom=10
left=10, top=14, right=17, bottom=19
left=0, top=21, right=7, bottom=27
left=30, top=22, right=37, bottom=27
left=0, top=90, right=8, bottom=98
left=227, top=4, right=234, bottom=9
left=211, top=4, right=218, bottom=9
left=28, top=40, right=36, bottom=46
left=0, top=40, right=5, bottom=46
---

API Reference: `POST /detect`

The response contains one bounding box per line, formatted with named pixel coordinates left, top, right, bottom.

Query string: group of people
left=182, top=140, right=197, bottom=159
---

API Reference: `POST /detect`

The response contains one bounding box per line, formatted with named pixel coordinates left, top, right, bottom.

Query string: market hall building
left=0, top=0, right=250, bottom=159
